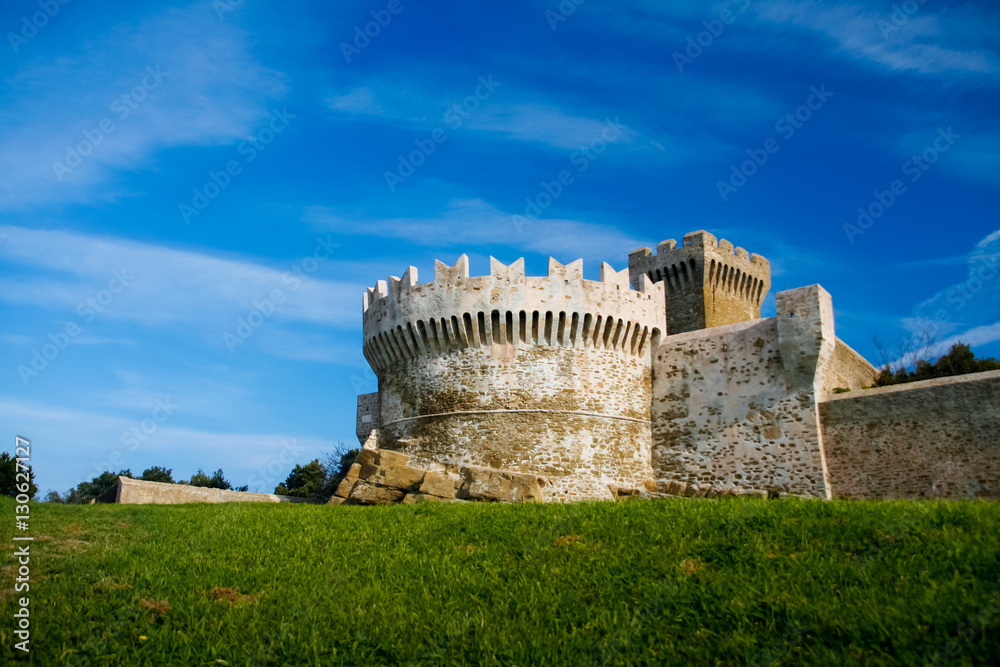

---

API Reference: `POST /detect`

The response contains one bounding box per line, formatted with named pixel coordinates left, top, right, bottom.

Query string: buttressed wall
left=361, top=254, right=664, bottom=501
left=651, top=285, right=839, bottom=497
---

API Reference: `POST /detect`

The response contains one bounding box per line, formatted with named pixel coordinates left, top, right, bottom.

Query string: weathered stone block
left=355, top=449, right=379, bottom=467
left=420, top=471, right=462, bottom=498
left=348, top=481, right=405, bottom=505
left=327, top=496, right=345, bottom=505
left=376, top=449, right=411, bottom=468
left=460, top=465, right=545, bottom=503
left=335, top=478, right=357, bottom=499
left=379, top=465, right=425, bottom=491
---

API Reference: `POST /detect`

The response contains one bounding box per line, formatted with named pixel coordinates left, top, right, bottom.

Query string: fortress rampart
left=361, top=255, right=665, bottom=501
left=351, top=229, right=999, bottom=503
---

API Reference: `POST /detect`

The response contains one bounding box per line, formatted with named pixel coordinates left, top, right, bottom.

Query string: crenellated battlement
left=628, top=230, right=771, bottom=334
left=362, top=255, right=665, bottom=374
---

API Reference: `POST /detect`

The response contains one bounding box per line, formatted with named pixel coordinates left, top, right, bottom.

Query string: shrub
left=140, top=466, right=174, bottom=483
left=190, top=468, right=246, bottom=491
left=275, top=459, right=328, bottom=499
left=875, top=342, right=1000, bottom=387
left=0, top=451, right=37, bottom=500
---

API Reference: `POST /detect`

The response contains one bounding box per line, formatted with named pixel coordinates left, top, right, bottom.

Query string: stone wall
left=361, top=254, right=664, bottom=501
left=377, top=344, right=654, bottom=501
left=356, top=392, right=380, bottom=443
left=820, top=370, right=1000, bottom=499
left=105, top=477, right=319, bottom=505
left=650, top=285, right=836, bottom=498
left=823, top=339, right=879, bottom=394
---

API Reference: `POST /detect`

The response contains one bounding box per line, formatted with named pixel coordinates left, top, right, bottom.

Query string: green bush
left=0, top=451, right=37, bottom=500
left=140, top=466, right=174, bottom=483
left=875, top=342, right=1000, bottom=386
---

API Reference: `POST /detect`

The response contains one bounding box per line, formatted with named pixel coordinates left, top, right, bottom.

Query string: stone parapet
left=362, top=255, right=665, bottom=374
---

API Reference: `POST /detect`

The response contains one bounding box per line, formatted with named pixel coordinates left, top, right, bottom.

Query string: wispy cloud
left=0, top=3, right=287, bottom=209
left=305, top=197, right=646, bottom=266
left=906, top=228, right=1000, bottom=350
left=324, top=80, right=641, bottom=151
left=755, top=0, right=998, bottom=74
left=0, top=225, right=360, bottom=331
left=0, top=399, right=333, bottom=493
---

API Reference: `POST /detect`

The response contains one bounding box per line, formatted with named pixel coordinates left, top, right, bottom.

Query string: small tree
left=140, top=466, right=174, bottom=483
left=190, top=468, right=246, bottom=492
left=61, top=470, right=131, bottom=504
left=0, top=452, right=37, bottom=500
left=189, top=468, right=212, bottom=487
left=874, top=342, right=1000, bottom=386
left=275, top=459, right=327, bottom=499
left=321, top=445, right=359, bottom=498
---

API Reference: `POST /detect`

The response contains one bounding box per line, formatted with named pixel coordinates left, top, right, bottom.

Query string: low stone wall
left=820, top=370, right=1000, bottom=499
left=104, top=477, right=321, bottom=505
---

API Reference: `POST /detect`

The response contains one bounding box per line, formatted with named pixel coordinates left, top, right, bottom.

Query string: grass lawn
left=1, top=496, right=999, bottom=666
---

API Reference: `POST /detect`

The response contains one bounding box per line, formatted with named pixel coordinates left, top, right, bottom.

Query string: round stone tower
left=361, top=254, right=665, bottom=501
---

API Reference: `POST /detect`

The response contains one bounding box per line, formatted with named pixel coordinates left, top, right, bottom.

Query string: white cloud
left=305, top=198, right=646, bottom=268
left=0, top=225, right=361, bottom=331
left=325, top=87, right=385, bottom=115
left=0, top=399, right=334, bottom=494
left=907, top=228, right=1000, bottom=351
left=755, top=0, right=997, bottom=74
left=0, top=3, right=287, bottom=209
left=322, top=79, right=642, bottom=151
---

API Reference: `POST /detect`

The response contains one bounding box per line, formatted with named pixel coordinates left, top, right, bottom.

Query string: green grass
left=2, top=496, right=999, bottom=666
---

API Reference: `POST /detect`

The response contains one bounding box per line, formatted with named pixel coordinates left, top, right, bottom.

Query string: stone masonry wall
left=650, top=285, right=837, bottom=498
left=378, top=344, right=654, bottom=502
left=820, top=370, right=1000, bottom=499
left=823, top=339, right=879, bottom=394
left=356, top=392, right=380, bottom=443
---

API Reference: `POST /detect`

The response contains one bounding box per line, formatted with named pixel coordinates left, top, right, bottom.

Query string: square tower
left=628, top=230, right=771, bottom=334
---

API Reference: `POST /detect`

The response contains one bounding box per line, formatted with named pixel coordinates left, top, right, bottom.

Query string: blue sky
left=1, top=0, right=997, bottom=495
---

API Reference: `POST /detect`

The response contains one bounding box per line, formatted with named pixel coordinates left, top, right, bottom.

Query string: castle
left=354, top=230, right=1000, bottom=502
